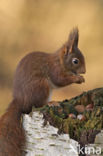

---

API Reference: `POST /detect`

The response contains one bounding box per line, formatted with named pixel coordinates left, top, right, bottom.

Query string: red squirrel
left=0, top=28, right=86, bottom=155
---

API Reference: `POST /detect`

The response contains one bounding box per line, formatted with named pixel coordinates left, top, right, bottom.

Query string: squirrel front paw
left=75, top=75, right=85, bottom=84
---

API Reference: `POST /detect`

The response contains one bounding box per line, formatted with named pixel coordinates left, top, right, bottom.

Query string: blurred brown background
left=0, top=0, right=103, bottom=115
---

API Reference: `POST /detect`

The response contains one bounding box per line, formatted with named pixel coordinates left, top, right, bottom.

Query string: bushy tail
left=0, top=99, right=26, bottom=156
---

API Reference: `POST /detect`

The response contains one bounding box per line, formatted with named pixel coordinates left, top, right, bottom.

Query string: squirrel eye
left=72, top=58, right=79, bottom=65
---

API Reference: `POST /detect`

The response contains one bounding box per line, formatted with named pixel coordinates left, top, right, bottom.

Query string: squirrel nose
left=81, top=67, right=86, bottom=74
left=82, top=71, right=86, bottom=74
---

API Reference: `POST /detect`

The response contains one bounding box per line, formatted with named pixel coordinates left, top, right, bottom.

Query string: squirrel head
left=60, top=27, right=86, bottom=75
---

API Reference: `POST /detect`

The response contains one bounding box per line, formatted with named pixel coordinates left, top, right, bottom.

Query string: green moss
left=38, top=88, right=103, bottom=143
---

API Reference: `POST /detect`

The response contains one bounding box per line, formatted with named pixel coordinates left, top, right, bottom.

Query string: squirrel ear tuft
left=68, top=27, right=79, bottom=53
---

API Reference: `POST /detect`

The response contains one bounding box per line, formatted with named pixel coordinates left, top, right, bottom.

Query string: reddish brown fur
left=0, top=100, right=25, bottom=156
left=0, top=28, right=86, bottom=155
